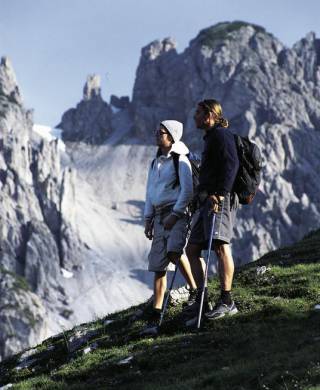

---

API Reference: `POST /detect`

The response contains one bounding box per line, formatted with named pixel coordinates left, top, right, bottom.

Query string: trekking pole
left=197, top=212, right=216, bottom=329
left=159, top=257, right=181, bottom=327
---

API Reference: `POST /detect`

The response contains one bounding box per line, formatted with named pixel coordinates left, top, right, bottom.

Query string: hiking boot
left=182, top=288, right=198, bottom=308
left=205, top=300, right=238, bottom=320
left=183, top=296, right=212, bottom=318
left=184, top=299, right=214, bottom=328
left=139, top=308, right=161, bottom=336
left=129, top=296, right=154, bottom=322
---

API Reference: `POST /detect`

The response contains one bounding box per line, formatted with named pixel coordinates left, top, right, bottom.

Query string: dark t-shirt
left=198, top=126, right=239, bottom=196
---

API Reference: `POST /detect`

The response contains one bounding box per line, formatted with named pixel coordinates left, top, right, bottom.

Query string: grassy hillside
left=1, top=229, right=320, bottom=390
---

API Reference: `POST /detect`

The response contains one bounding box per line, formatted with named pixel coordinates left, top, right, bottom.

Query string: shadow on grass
left=3, top=229, right=320, bottom=389
left=6, top=304, right=320, bottom=390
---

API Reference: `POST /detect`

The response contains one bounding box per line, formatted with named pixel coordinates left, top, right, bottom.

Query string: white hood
left=171, top=141, right=189, bottom=155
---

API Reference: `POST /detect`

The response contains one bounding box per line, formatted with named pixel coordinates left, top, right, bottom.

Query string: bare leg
left=185, top=243, right=206, bottom=288
left=153, top=271, right=167, bottom=310
left=168, top=252, right=197, bottom=290
left=214, top=241, right=234, bottom=291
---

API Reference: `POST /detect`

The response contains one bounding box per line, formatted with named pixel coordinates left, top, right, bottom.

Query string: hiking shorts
left=188, top=193, right=239, bottom=249
left=148, top=207, right=189, bottom=272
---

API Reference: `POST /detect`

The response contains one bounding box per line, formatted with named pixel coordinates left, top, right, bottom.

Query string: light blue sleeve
left=144, top=164, right=155, bottom=221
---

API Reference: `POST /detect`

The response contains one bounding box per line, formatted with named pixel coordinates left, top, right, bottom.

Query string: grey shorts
left=148, top=209, right=189, bottom=272
left=188, top=193, right=238, bottom=249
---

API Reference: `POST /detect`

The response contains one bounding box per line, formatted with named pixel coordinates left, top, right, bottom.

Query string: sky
left=0, top=0, right=319, bottom=127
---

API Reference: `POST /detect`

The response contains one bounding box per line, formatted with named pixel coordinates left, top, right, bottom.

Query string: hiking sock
left=220, top=290, right=232, bottom=306
left=153, top=308, right=162, bottom=318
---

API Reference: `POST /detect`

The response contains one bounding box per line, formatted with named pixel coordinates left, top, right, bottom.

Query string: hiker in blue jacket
left=143, top=120, right=197, bottom=331
left=184, top=99, right=240, bottom=320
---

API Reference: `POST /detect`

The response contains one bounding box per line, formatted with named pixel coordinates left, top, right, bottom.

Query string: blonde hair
left=199, top=99, right=229, bottom=128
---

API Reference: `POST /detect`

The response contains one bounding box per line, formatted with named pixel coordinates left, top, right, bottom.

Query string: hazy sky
left=0, top=0, right=319, bottom=126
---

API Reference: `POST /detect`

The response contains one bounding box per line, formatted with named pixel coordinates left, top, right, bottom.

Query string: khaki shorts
left=148, top=209, right=189, bottom=272
left=188, top=193, right=239, bottom=248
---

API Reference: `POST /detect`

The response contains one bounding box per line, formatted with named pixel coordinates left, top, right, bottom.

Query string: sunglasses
left=154, top=129, right=169, bottom=136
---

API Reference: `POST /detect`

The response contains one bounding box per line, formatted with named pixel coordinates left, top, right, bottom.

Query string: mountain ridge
left=57, top=20, right=320, bottom=265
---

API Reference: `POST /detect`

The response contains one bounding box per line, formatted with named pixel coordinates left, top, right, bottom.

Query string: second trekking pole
left=197, top=212, right=216, bottom=329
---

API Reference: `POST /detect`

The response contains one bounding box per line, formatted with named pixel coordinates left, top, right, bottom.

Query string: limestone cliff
left=0, top=57, right=82, bottom=360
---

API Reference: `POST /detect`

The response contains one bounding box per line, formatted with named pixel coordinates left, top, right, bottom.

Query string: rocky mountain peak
left=292, top=32, right=320, bottom=85
left=56, top=74, right=113, bottom=143
left=293, top=31, right=320, bottom=57
left=83, top=74, right=102, bottom=101
left=191, top=21, right=267, bottom=48
left=0, top=56, right=22, bottom=105
left=140, top=37, right=177, bottom=62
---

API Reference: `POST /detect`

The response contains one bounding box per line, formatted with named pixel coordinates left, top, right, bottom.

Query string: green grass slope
left=1, top=230, right=320, bottom=390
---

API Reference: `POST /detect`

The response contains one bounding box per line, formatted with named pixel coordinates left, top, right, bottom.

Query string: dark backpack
left=233, top=135, right=262, bottom=205
left=171, top=152, right=201, bottom=194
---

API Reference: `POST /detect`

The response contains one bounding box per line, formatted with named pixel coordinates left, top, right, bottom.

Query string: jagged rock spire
left=141, top=37, right=177, bottom=61
left=83, top=74, right=102, bottom=101
left=0, top=56, right=22, bottom=105
left=57, top=74, right=113, bottom=143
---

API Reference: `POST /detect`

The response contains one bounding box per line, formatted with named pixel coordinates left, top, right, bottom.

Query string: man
left=143, top=120, right=197, bottom=330
left=185, top=99, right=240, bottom=320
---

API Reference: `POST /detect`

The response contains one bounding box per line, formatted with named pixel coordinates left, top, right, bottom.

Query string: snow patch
left=110, top=104, right=121, bottom=114
left=33, top=124, right=66, bottom=151
left=61, top=268, right=74, bottom=279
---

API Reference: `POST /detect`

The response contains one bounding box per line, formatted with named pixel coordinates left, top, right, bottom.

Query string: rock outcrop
left=0, top=268, right=46, bottom=359
left=0, top=57, right=82, bottom=360
left=57, top=75, right=114, bottom=143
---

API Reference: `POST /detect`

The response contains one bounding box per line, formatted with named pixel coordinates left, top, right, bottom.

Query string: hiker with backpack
left=184, top=99, right=240, bottom=321
left=143, top=120, right=198, bottom=332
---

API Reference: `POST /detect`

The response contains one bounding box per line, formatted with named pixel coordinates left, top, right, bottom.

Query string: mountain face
left=1, top=21, right=320, bottom=360
left=0, top=57, right=86, bottom=359
left=58, top=21, right=320, bottom=262
left=0, top=58, right=153, bottom=360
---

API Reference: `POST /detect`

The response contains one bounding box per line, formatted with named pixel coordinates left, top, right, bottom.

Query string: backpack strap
left=171, top=152, right=180, bottom=188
